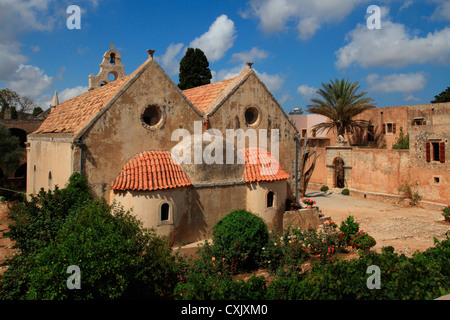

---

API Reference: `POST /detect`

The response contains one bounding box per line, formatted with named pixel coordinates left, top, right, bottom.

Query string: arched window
left=267, top=191, right=274, bottom=208
left=110, top=53, right=116, bottom=65
left=160, top=203, right=170, bottom=222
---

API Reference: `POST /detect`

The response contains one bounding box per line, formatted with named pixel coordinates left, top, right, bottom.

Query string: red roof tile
left=33, top=58, right=151, bottom=137
left=243, top=148, right=291, bottom=183
left=182, top=67, right=251, bottom=114
left=111, top=151, right=192, bottom=191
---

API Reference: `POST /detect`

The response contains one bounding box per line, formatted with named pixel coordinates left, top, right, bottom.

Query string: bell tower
left=88, top=43, right=126, bottom=90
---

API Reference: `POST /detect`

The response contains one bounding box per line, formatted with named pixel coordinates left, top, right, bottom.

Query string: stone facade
left=27, top=47, right=299, bottom=244
left=291, top=102, right=450, bottom=205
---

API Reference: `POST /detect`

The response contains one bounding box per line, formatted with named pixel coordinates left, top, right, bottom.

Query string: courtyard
left=308, top=190, right=449, bottom=256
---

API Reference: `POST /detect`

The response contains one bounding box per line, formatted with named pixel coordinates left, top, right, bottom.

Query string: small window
left=301, top=129, right=307, bottom=138
left=245, top=107, right=259, bottom=126
left=311, top=128, right=317, bottom=138
left=434, top=177, right=440, bottom=184
left=267, top=191, right=274, bottom=208
left=412, top=118, right=425, bottom=126
left=160, top=203, right=170, bottom=222
left=386, top=123, right=393, bottom=133
left=142, top=105, right=162, bottom=127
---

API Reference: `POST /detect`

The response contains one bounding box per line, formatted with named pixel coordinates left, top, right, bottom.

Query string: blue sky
left=0, top=0, right=449, bottom=113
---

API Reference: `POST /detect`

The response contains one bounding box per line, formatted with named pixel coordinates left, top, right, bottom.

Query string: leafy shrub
left=0, top=173, right=184, bottom=300
left=5, top=173, right=92, bottom=255
left=24, top=200, right=183, bottom=299
left=339, top=215, right=359, bottom=245
left=442, top=206, right=450, bottom=219
left=212, top=209, right=269, bottom=272
left=341, top=188, right=350, bottom=195
left=320, top=185, right=329, bottom=192
left=266, top=236, right=450, bottom=300
left=175, top=241, right=267, bottom=300
left=349, top=230, right=376, bottom=251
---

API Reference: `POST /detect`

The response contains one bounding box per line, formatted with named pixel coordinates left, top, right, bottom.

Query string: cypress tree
left=178, top=48, right=212, bottom=90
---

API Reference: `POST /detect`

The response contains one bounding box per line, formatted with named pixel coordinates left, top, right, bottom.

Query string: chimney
left=147, top=49, right=155, bottom=59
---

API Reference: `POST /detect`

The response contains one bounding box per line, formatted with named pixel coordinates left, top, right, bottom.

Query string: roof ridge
left=182, top=67, right=252, bottom=115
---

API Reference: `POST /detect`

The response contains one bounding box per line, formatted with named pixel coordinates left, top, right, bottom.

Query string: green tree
left=392, top=127, right=409, bottom=149
left=32, top=106, right=44, bottom=117
left=307, top=79, right=376, bottom=136
left=0, top=173, right=183, bottom=300
left=178, top=48, right=212, bottom=90
left=0, top=123, right=24, bottom=176
left=0, top=88, right=40, bottom=119
left=431, top=87, right=450, bottom=103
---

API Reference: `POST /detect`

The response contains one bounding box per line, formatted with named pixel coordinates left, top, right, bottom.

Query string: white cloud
left=156, top=42, right=184, bottom=76
left=211, top=64, right=284, bottom=93
left=366, top=72, right=427, bottom=93
left=189, top=14, right=237, bottom=62
left=297, top=84, right=318, bottom=100
left=255, top=70, right=284, bottom=92
left=0, top=42, right=28, bottom=80
left=335, top=21, right=450, bottom=69
left=0, top=0, right=55, bottom=41
left=242, top=0, right=368, bottom=40
left=7, top=64, right=53, bottom=98
left=230, top=47, right=269, bottom=63
left=212, top=65, right=246, bottom=83
left=430, top=0, right=450, bottom=20
left=59, top=86, right=89, bottom=102
left=399, top=0, right=414, bottom=12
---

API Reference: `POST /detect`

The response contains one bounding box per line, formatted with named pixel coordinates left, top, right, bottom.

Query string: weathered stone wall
left=26, top=137, right=74, bottom=195
left=283, top=208, right=320, bottom=231
left=81, top=60, right=202, bottom=199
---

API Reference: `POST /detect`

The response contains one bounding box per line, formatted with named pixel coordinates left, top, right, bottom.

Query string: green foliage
left=341, top=188, right=350, bottom=195
left=0, top=172, right=183, bottom=300
left=442, top=206, right=450, bottom=218
left=178, top=48, right=212, bottom=90
left=0, top=123, right=24, bottom=176
left=307, top=78, right=376, bottom=136
left=320, top=185, right=329, bottom=192
left=339, top=215, right=359, bottom=244
left=0, top=88, right=40, bottom=119
left=431, top=86, right=450, bottom=103
left=32, top=106, right=44, bottom=117
left=5, top=173, right=92, bottom=255
left=398, top=181, right=421, bottom=206
left=349, top=230, right=376, bottom=251
left=25, top=201, right=182, bottom=299
left=392, top=127, right=409, bottom=149
left=212, top=209, right=269, bottom=272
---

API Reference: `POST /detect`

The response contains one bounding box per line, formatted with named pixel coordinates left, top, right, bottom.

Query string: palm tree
left=307, top=79, right=376, bottom=137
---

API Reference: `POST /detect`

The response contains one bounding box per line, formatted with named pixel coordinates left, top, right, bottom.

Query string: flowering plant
left=442, top=206, right=450, bottom=218
left=289, top=200, right=301, bottom=210
left=301, top=198, right=316, bottom=206
left=349, top=230, right=376, bottom=250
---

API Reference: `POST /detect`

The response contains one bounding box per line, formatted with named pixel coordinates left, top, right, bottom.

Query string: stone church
left=27, top=45, right=299, bottom=244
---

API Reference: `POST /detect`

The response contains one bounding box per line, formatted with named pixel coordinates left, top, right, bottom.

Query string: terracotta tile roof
left=111, top=151, right=192, bottom=191
left=243, top=148, right=291, bottom=183
left=34, top=76, right=131, bottom=136
left=33, top=58, right=151, bottom=137
left=182, top=67, right=251, bottom=114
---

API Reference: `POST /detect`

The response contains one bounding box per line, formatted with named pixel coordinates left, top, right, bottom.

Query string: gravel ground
left=307, top=190, right=449, bottom=256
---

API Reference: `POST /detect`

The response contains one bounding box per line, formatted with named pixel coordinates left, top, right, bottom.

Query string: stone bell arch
left=88, top=43, right=126, bottom=90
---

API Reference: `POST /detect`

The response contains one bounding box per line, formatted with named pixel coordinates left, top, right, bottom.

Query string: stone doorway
left=333, top=157, right=345, bottom=188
